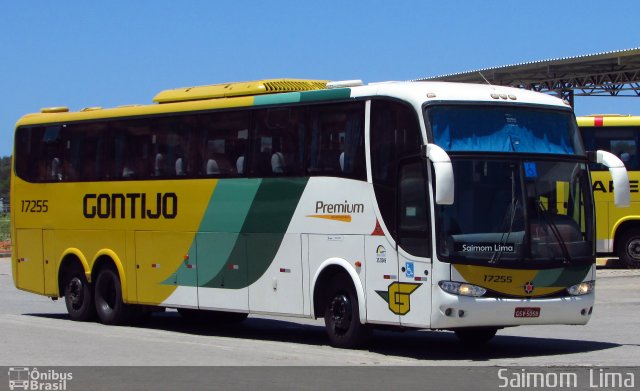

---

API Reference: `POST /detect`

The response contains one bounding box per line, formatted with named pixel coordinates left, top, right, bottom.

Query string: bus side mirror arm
left=423, top=144, right=454, bottom=205
left=588, top=150, right=630, bottom=207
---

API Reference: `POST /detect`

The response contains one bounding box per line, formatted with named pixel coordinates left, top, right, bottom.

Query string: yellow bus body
left=578, top=114, right=640, bottom=267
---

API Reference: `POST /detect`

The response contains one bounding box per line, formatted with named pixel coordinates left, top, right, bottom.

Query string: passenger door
left=396, top=159, right=432, bottom=327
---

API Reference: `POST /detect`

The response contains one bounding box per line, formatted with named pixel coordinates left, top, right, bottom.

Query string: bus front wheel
left=94, top=266, right=133, bottom=325
left=618, top=230, right=640, bottom=269
left=323, top=274, right=370, bottom=348
left=63, top=264, right=95, bottom=321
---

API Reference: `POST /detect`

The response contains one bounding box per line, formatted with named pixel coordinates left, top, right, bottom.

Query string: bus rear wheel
left=63, top=264, right=95, bottom=321
left=94, top=266, right=133, bottom=325
left=323, top=274, right=370, bottom=348
left=618, top=230, right=640, bottom=269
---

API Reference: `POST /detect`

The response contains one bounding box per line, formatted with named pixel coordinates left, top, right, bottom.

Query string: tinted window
left=14, top=101, right=367, bottom=182
left=429, top=106, right=583, bottom=155
left=250, top=107, right=305, bottom=176
left=200, top=111, right=251, bottom=176
left=398, top=160, right=430, bottom=257
left=370, top=100, right=423, bottom=238
left=307, top=102, right=365, bottom=179
left=581, top=126, right=640, bottom=170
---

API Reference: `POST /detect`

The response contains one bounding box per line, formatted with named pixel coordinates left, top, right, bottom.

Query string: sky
left=1, top=1, right=638, bottom=157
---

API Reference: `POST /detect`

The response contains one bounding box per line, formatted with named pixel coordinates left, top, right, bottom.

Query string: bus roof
left=16, top=79, right=571, bottom=127
left=153, top=79, right=329, bottom=103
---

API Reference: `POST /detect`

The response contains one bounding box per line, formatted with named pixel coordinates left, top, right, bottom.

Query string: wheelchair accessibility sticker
left=405, top=261, right=414, bottom=278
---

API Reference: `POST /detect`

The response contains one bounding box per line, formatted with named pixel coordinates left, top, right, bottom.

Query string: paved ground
left=1, top=258, right=639, bottom=367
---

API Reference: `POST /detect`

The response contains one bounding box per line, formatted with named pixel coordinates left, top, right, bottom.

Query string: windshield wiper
left=536, top=201, right=572, bottom=264
left=490, top=167, right=518, bottom=264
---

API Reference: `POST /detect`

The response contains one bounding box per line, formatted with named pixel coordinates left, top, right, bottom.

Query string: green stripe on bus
left=202, top=177, right=308, bottom=288
left=164, top=179, right=262, bottom=286
left=254, top=92, right=302, bottom=106
left=532, top=264, right=591, bottom=287
left=253, top=88, right=352, bottom=106
left=199, top=179, right=262, bottom=233
left=299, top=88, right=351, bottom=102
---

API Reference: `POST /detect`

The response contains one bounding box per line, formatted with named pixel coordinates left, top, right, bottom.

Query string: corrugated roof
left=416, top=47, right=640, bottom=82
left=414, top=47, right=640, bottom=102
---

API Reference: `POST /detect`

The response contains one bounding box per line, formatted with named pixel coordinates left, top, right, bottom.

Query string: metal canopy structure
left=417, top=47, right=640, bottom=106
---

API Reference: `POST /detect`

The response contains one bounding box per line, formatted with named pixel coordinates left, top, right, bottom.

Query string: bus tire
left=94, top=266, right=133, bottom=325
left=323, top=274, right=370, bottom=348
left=454, top=327, right=498, bottom=346
left=617, top=229, right=640, bottom=269
left=62, top=264, right=95, bottom=321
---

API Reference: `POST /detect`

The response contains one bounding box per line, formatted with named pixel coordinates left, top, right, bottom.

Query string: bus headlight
left=439, top=281, right=487, bottom=297
left=567, top=280, right=595, bottom=296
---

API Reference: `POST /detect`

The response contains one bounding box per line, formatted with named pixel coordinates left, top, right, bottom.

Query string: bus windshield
left=435, top=159, right=594, bottom=266
left=429, top=105, right=584, bottom=155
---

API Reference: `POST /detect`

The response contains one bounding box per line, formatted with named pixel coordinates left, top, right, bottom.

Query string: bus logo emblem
left=524, top=281, right=535, bottom=294
left=376, top=282, right=421, bottom=315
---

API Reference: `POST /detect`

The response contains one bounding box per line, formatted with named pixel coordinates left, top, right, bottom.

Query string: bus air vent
left=153, top=79, right=328, bottom=104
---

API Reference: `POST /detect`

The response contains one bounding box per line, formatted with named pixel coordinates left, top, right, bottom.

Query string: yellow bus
left=12, top=79, right=629, bottom=348
left=579, top=114, right=640, bottom=268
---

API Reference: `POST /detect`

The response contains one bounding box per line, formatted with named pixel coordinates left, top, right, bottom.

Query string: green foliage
left=0, top=216, right=8, bottom=241
left=0, top=156, right=10, bottom=242
left=0, top=156, right=10, bottom=204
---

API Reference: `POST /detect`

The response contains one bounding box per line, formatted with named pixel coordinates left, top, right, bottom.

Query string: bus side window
left=306, top=102, right=365, bottom=179
left=250, top=108, right=306, bottom=177
left=201, top=110, right=251, bottom=177
left=370, top=99, right=422, bottom=239
left=397, top=159, right=431, bottom=257
left=581, top=127, right=640, bottom=171
left=42, top=126, right=64, bottom=181
left=15, top=126, right=45, bottom=182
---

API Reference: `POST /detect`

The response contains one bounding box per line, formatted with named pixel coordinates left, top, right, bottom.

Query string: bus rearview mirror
left=424, top=144, right=454, bottom=205
left=588, top=150, right=631, bottom=208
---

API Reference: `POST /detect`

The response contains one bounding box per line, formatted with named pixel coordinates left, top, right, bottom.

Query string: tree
left=0, top=156, right=11, bottom=205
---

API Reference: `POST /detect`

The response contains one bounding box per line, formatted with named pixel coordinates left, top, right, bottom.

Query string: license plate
left=514, top=307, right=540, bottom=318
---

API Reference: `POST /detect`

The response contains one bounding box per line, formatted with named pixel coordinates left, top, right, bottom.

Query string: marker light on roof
left=40, top=107, right=69, bottom=113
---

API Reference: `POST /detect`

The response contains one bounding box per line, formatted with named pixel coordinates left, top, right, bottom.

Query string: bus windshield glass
left=429, top=105, right=584, bottom=155
left=435, top=159, right=594, bottom=266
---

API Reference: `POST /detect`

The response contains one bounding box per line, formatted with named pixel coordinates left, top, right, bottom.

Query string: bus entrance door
left=397, top=252, right=431, bottom=327
left=364, top=235, right=400, bottom=325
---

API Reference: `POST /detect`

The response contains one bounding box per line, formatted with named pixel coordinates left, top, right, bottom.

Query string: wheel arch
left=613, top=217, right=640, bottom=251
left=311, top=258, right=365, bottom=324
left=90, top=249, right=128, bottom=302
left=57, top=248, right=90, bottom=297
